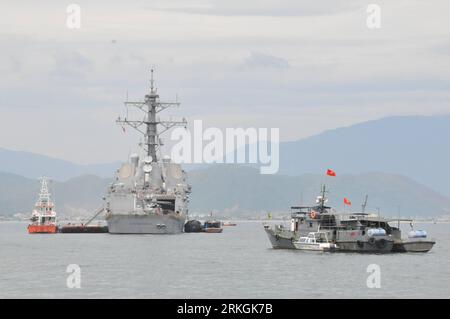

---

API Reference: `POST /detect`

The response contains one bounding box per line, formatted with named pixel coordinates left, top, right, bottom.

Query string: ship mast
left=37, top=176, right=51, bottom=205
left=361, top=194, right=368, bottom=213
left=116, top=69, right=187, bottom=163
left=320, top=185, right=327, bottom=211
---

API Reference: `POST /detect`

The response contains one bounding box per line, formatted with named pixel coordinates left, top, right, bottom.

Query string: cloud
left=51, top=50, right=92, bottom=79
left=243, top=52, right=290, bottom=69
left=148, top=0, right=361, bottom=17
left=1, top=0, right=450, bottom=163
left=53, top=50, right=91, bottom=69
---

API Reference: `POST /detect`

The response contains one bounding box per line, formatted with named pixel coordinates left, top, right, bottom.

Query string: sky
left=0, top=0, right=449, bottom=164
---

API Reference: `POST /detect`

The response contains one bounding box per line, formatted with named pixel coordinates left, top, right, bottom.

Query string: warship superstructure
left=105, top=70, right=191, bottom=234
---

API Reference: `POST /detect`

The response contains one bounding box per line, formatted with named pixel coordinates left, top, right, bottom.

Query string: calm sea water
left=1, top=221, right=449, bottom=298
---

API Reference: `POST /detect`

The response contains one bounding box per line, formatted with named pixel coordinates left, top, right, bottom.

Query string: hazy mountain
left=278, top=115, right=450, bottom=197
left=2, top=115, right=449, bottom=197
left=1, top=115, right=450, bottom=217
left=2, top=166, right=449, bottom=218
left=0, top=172, right=40, bottom=214
left=0, top=148, right=120, bottom=181
left=188, top=165, right=450, bottom=217
left=0, top=172, right=110, bottom=216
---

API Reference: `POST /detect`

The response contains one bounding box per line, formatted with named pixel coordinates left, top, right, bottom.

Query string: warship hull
left=107, top=214, right=185, bottom=234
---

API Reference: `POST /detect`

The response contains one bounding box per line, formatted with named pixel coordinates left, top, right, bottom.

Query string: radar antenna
left=116, top=69, right=187, bottom=162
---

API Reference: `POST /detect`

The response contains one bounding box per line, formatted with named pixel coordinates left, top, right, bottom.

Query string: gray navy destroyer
left=105, top=70, right=191, bottom=234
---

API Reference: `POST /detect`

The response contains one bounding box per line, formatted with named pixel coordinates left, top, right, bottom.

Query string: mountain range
left=1, top=115, right=449, bottom=218
left=0, top=147, right=120, bottom=181
left=278, top=115, right=450, bottom=197
left=2, top=115, right=449, bottom=196
left=188, top=165, right=450, bottom=217
left=1, top=166, right=449, bottom=218
left=0, top=172, right=110, bottom=217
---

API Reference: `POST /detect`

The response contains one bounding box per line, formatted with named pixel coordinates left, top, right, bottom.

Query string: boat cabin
left=298, top=232, right=331, bottom=244
left=289, top=206, right=336, bottom=234
left=204, top=220, right=222, bottom=229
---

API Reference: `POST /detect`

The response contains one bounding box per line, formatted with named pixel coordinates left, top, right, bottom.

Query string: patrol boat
left=263, top=185, right=330, bottom=249
left=263, top=187, right=434, bottom=253
left=263, top=187, right=394, bottom=253
left=105, top=70, right=191, bottom=234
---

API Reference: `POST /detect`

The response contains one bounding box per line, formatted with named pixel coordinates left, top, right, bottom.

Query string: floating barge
left=59, top=224, right=108, bottom=233
left=58, top=206, right=107, bottom=233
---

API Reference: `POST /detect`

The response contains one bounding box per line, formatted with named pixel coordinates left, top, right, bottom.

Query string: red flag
left=344, top=198, right=352, bottom=206
left=327, top=169, right=336, bottom=177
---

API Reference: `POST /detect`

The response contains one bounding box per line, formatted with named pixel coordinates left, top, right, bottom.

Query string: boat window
left=320, top=215, right=336, bottom=229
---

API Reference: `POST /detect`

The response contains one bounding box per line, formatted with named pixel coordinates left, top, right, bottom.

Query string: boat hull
left=263, top=226, right=297, bottom=249
left=223, top=223, right=237, bottom=226
left=204, top=228, right=223, bottom=233
left=106, top=213, right=185, bottom=234
left=28, top=224, right=58, bottom=234
left=336, top=239, right=394, bottom=253
left=293, top=243, right=337, bottom=252
left=392, top=240, right=435, bottom=253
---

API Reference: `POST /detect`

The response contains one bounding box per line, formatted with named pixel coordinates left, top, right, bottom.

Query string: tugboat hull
left=28, top=225, right=58, bottom=234
left=106, top=213, right=185, bottom=234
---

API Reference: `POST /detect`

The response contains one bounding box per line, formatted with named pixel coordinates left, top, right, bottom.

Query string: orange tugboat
left=28, top=177, right=58, bottom=234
